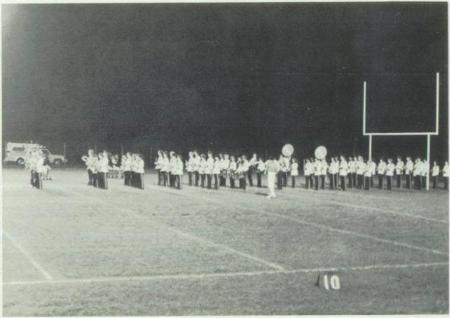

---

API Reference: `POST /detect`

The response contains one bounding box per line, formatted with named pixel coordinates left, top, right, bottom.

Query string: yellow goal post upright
left=362, top=72, right=440, bottom=191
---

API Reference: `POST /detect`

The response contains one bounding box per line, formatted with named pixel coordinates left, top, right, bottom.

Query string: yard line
left=205, top=183, right=448, bottom=224
left=3, top=231, right=54, bottom=281
left=67, top=187, right=286, bottom=272
left=147, top=185, right=449, bottom=257
left=291, top=188, right=448, bottom=224
left=4, top=262, right=448, bottom=286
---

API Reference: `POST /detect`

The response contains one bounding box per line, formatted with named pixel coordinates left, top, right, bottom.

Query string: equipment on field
left=314, top=145, right=327, bottom=160
left=282, top=144, right=294, bottom=157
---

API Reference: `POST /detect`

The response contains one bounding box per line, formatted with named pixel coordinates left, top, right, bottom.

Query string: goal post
left=362, top=72, right=440, bottom=191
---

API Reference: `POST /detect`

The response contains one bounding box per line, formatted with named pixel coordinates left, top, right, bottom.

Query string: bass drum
left=314, top=145, right=327, bottom=160
left=282, top=144, right=294, bottom=157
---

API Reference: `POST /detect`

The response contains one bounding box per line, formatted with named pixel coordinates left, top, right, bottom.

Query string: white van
left=4, top=142, right=67, bottom=166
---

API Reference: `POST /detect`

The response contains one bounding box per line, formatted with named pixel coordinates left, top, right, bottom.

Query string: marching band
left=77, top=147, right=450, bottom=196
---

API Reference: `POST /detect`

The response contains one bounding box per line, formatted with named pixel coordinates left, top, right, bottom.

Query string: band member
left=98, top=151, right=110, bottom=190
left=395, top=156, right=404, bottom=188
left=364, top=160, right=372, bottom=190
left=169, top=152, right=178, bottom=188
left=229, top=156, right=237, bottom=188
left=26, top=149, right=44, bottom=189
left=265, top=156, right=280, bottom=198
left=388, top=158, right=397, bottom=190
left=405, top=157, right=414, bottom=189
left=82, top=149, right=96, bottom=185
left=339, top=156, right=348, bottom=191
left=443, top=161, right=449, bottom=190
left=304, top=159, right=313, bottom=189
left=199, top=154, right=207, bottom=188
left=377, top=158, right=386, bottom=189
left=134, top=154, right=145, bottom=189
left=413, top=158, right=422, bottom=190
left=314, top=158, right=321, bottom=190
left=356, top=156, right=365, bottom=189
left=277, top=155, right=284, bottom=190
left=320, top=159, right=328, bottom=190
left=431, top=161, right=440, bottom=189
left=155, top=151, right=163, bottom=186
left=221, top=154, right=230, bottom=187
left=256, top=156, right=266, bottom=187
left=369, top=159, right=376, bottom=187
left=110, top=154, right=120, bottom=179
left=290, top=158, right=299, bottom=188
left=329, top=158, right=338, bottom=189
left=193, top=151, right=200, bottom=186
left=206, top=152, right=214, bottom=189
left=248, top=153, right=257, bottom=187
left=122, top=152, right=132, bottom=186
left=281, top=156, right=290, bottom=187
left=186, top=151, right=194, bottom=186
left=174, top=154, right=184, bottom=190
left=41, top=152, right=52, bottom=181
left=213, top=156, right=221, bottom=190
left=347, top=157, right=355, bottom=188
left=238, top=156, right=249, bottom=190
left=421, top=160, right=429, bottom=189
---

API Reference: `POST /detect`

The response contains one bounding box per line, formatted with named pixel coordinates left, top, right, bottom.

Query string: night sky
left=2, top=3, right=448, bottom=163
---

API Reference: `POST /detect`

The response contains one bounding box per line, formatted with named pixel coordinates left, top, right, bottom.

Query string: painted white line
left=4, top=262, right=448, bottom=286
left=3, top=231, right=53, bottom=281
left=203, top=183, right=448, bottom=224
left=68, top=187, right=286, bottom=272
left=148, top=186, right=448, bottom=257
left=285, top=188, right=448, bottom=224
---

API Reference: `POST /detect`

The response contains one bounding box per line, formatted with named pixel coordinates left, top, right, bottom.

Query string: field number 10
left=322, top=274, right=341, bottom=291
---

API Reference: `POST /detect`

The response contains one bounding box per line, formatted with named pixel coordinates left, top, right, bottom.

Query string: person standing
left=192, top=152, right=200, bottom=187
left=98, top=151, right=110, bottom=190
left=154, top=151, right=162, bottom=186
left=421, top=159, right=429, bottom=190
left=356, top=156, right=365, bottom=189
left=377, top=159, right=386, bottom=189
left=320, top=159, right=328, bottom=190
left=405, top=157, right=414, bottom=189
left=206, top=152, right=214, bottom=189
left=199, top=154, right=207, bottom=188
left=265, top=156, right=280, bottom=198
left=82, top=149, right=96, bottom=186
left=413, top=158, right=422, bottom=190
left=186, top=151, right=194, bottom=186
left=277, top=155, right=284, bottom=190
left=386, top=159, right=395, bottom=190
left=290, top=158, right=299, bottom=188
left=395, top=156, right=404, bottom=188
left=431, top=161, right=440, bottom=189
left=213, top=156, right=221, bottom=190
left=364, top=160, right=373, bottom=190
left=304, top=159, right=312, bottom=189
left=134, top=154, right=145, bottom=190
left=347, top=157, right=355, bottom=188
left=339, top=156, right=348, bottom=191
left=238, top=156, right=249, bottom=190
left=247, top=153, right=257, bottom=187
left=256, top=156, right=265, bottom=188
left=443, top=161, right=449, bottom=190
left=229, top=156, right=237, bottom=188
left=313, top=158, right=321, bottom=190
left=220, top=154, right=230, bottom=187
left=174, top=154, right=184, bottom=190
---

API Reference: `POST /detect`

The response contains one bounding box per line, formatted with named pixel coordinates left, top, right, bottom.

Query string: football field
left=2, top=168, right=449, bottom=315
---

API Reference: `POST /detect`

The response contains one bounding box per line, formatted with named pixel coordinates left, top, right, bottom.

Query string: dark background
left=2, top=3, right=448, bottom=165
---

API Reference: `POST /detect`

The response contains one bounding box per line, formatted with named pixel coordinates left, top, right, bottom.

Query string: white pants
left=267, top=172, right=276, bottom=196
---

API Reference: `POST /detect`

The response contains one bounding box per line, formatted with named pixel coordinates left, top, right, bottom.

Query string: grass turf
left=2, top=168, right=449, bottom=315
